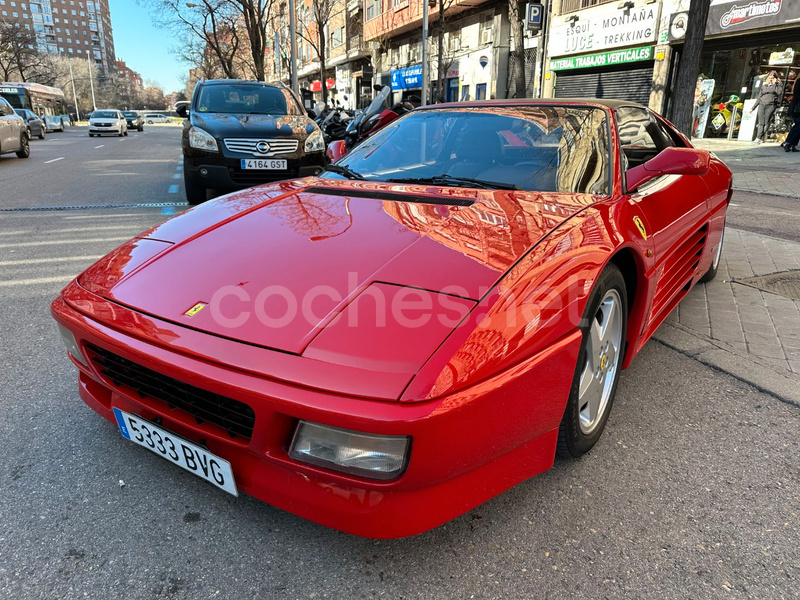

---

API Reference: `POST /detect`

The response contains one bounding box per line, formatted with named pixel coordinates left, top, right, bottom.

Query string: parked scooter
left=708, top=94, right=743, bottom=138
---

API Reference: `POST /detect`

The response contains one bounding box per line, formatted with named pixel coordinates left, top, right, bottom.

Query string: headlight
left=304, top=129, right=325, bottom=153
left=289, top=421, right=410, bottom=480
left=57, top=324, right=88, bottom=367
left=188, top=126, right=219, bottom=152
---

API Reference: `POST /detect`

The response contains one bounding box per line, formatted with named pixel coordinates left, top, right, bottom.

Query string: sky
left=109, top=0, right=187, bottom=93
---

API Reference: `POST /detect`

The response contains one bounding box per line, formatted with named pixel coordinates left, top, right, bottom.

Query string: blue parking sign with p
left=527, top=3, right=542, bottom=31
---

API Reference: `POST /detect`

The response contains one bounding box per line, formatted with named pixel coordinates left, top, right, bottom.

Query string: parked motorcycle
left=341, top=86, right=413, bottom=152
left=708, top=94, right=744, bottom=138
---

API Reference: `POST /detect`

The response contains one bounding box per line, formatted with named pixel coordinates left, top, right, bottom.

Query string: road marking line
left=0, top=230, right=31, bottom=236
left=44, top=157, right=65, bottom=164
left=95, top=144, right=105, bottom=148
left=0, top=276, right=73, bottom=287
left=0, top=237, right=129, bottom=249
left=63, top=225, right=148, bottom=233
left=64, top=213, right=149, bottom=219
left=177, top=165, right=183, bottom=171
left=168, top=184, right=179, bottom=193
left=172, top=173, right=181, bottom=179
left=0, top=255, right=102, bottom=267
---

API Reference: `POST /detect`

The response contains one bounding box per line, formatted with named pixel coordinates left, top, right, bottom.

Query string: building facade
left=0, top=0, right=116, bottom=78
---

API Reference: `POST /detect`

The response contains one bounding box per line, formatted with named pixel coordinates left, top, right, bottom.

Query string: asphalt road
left=0, top=124, right=187, bottom=209
left=1, top=128, right=798, bottom=599
left=727, top=191, right=800, bottom=244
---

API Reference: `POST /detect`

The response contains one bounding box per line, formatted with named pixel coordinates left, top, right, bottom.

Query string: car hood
left=191, top=112, right=316, bottom=140
left=78, top=180, right=596, bottom=356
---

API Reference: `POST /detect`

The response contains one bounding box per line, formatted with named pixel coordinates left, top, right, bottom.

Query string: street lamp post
left=68, top=60, right=81, bottom=121
left=86, top=51, right=97, bottom=111
left=421, top=0, right=429, bottom=106
left=288, top=0, right=299, bottom=95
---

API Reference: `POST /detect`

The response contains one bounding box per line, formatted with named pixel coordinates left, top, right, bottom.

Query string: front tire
left=123, top=130, right=128, bottom=136
left=16, top=133, right=30, bottom=159
left=38, top=129, right=45, bottom=140
left=557, top=264, right=628, bottom=458
left=184, top=169, right=207, bottom=205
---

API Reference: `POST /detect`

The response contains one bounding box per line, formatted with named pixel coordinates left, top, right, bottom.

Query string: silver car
left=0, top=97, right=30, bottom=159
left=88, top=109, right=128, bottom=137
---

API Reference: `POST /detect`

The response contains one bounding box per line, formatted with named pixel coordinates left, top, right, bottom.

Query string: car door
left=617, top=106, right=711, bottom=325
left=0, top=99, right=16, bottom=150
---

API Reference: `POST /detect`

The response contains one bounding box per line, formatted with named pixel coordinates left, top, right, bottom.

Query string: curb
left=733, top=187, right=800, bottom=200
left=652, top=322, right=800, bottom=409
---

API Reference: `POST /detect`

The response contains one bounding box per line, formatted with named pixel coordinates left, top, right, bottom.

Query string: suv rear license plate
left=112, top=408, right=238, bottom=496
left=241, top=159, right=287, bottom=170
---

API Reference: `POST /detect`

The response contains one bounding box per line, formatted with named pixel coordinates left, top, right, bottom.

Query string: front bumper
left=52, top=285, right=578, bottom=538
left=89, top=126, right=123, bottom=134
left=184, top=152, right=326, bottom=190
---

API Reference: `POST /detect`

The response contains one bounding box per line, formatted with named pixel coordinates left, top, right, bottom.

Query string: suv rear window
left=195, top=84, right=297, bottom=116
left=123, top=111, right=137, bottom=117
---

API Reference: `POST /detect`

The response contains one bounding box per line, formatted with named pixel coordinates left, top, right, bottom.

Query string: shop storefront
left=547, top=0, right=661, bottom=104
left=697, top=0, right=800, bottom=141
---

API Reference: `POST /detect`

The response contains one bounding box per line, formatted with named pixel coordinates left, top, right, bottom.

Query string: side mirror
left=176, top=105, right=189, bottom=118
left=626, top=147, right=710, bottom=192
left=326, top=139, right=347, bottom=162
left=307, top=109, right=317, bottom=119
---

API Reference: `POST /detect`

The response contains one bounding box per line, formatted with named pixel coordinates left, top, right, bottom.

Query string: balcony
left=348, top=34, right=363, bottom=50
left=559, top=0, right=615, bottom=14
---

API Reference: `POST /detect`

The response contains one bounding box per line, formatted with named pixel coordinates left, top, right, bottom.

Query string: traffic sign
left=527, top=2, right=543, bottom=32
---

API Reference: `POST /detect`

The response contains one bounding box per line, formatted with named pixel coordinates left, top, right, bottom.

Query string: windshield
left=122, top=111, right=137, bottom=117
left=92, top=111, right=118, bottom=119
left=195, top=84, right=298, bottom=115
left=323, top=106, right=610, bottom=194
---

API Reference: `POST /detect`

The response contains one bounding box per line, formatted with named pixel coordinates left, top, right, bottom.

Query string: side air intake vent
left=304, top=186, right=475, bottom=207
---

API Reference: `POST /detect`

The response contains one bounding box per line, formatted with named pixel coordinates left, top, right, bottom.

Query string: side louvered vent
left=652, top=225, right=708, bottom=319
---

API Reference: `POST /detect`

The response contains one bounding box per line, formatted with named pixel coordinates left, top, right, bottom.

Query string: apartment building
left=0, top=0, right=116, bottom=78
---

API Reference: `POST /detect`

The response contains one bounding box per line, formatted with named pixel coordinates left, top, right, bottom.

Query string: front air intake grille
left=86, top=344, right=256, bottom=440
left=223, top=138, right=299, bottom=156
left=304, top=186, right=475, bottom=207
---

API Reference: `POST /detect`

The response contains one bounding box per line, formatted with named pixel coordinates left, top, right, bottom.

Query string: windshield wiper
left=324, top=164, right=365, bottom=180
left=385, top=174, right=519, bottom=190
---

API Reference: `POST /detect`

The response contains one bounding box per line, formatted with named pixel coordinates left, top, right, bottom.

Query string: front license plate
left=241, top=158, right=287, bottom=170
left=112, top=408, right=238, bottom=496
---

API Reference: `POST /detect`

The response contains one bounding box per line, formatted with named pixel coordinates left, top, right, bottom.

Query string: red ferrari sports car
left=52, top=99, right=731, bottom=538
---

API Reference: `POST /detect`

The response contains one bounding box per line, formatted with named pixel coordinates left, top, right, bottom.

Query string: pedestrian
left=782, top=76, right=800, bottom=152
left=752, top=71, right=783, bottom=144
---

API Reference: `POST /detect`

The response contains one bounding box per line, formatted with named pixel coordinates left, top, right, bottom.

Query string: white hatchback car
left=144, top=113, right=171, bottom=124
left=88, top=110, right=128, bottom=137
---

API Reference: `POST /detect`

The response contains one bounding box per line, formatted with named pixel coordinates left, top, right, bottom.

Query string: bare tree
left=432, top=0, right=459, bottom=102
left=140, top=0, right=278, bottom=81
left=670, top=0, right=711, bottom=136
left=295, top=0, right=338, bottom=104
left=229, top=0, right=275, bottom=81
left=0, top=18, right=50, bottom=82
left=140, top=0, right=243, bottom=78
left=508, top=0, right=526, bottom=98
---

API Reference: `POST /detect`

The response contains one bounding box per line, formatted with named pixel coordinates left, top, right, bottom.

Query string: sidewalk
left=653, top=226, right=800, bottom=405
left=692, top=138, right=800, bottom=198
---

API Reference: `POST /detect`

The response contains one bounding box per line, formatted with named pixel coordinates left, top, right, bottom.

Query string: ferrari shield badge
left=184, top=302, right=207, bottom=317
left=633, top=216, right=647, bottom=240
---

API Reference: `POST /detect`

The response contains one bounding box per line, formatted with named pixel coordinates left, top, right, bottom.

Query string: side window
left=616, top=106, right=674, bottom=171
left=617, top=107, right=656, bottom=149
left=0, top=99, right=12, bottom=116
